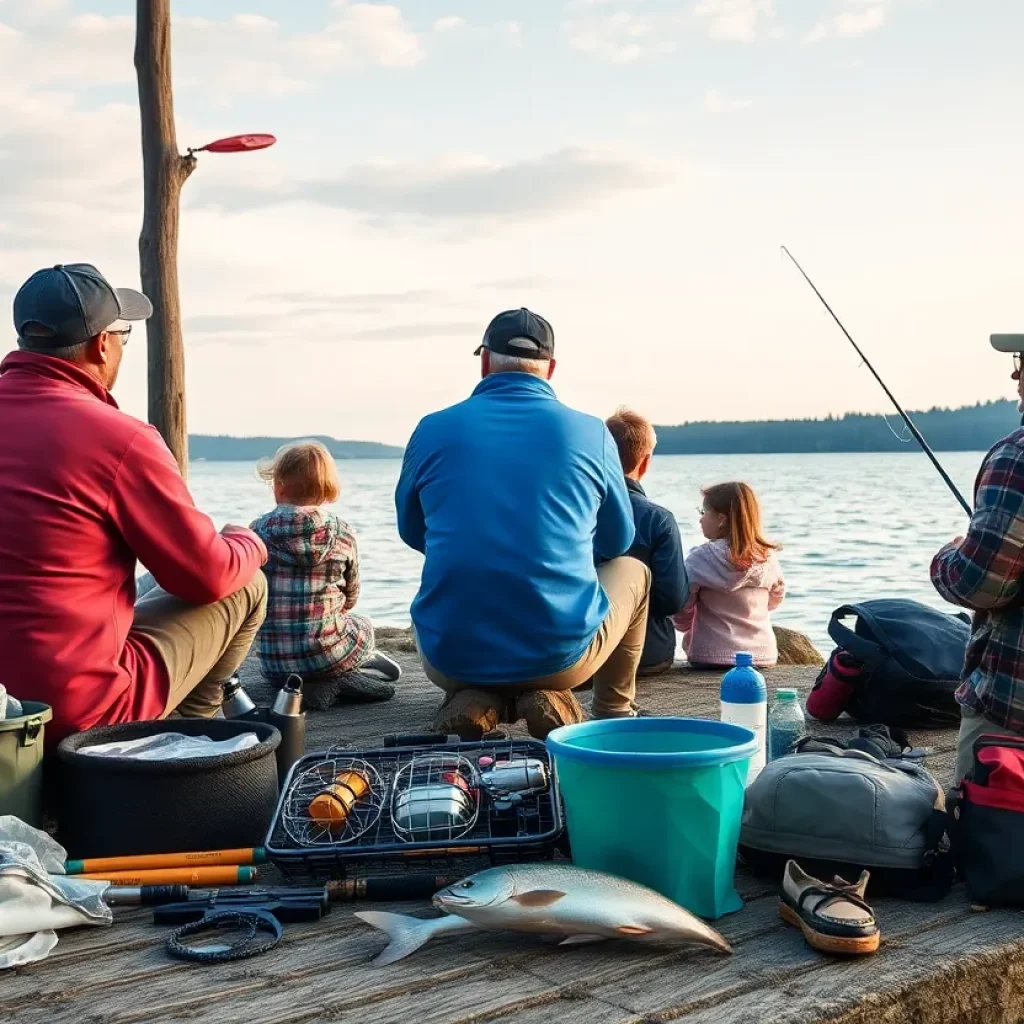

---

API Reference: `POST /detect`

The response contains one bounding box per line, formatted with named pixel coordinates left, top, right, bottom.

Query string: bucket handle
left=20, top=717, right=43, bottom=748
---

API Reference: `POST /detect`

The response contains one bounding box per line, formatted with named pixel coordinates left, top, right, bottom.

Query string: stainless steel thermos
left=221, top=676, right=260, bottom=720
left=221, top=674, right=306, bottom=787
left=268, top=675, right=306, bottom=783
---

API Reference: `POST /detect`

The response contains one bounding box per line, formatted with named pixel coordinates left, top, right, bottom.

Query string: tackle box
left=264, top=732, right=565, bottom=881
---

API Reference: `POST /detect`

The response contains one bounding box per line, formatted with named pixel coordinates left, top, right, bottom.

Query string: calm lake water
left=188, top=451, right=982, bottom=656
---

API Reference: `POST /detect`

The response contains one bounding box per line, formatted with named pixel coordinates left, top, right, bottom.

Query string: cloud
left=0, top=3, right=426, bottom=98
left=231, top=14, right=279, bottom=32
left=480, top=274, right=553, bottom=291
left=693, top=0, right=776, bottom=42
left=804, top=3, right=886, bottom=43
left=339, top=321, right=477, bottom=342
left=292, top=3, right=424, bottom=71
left=434, top=16, right=466, bottom=32
left=1, top=0, right=69, bottom=23
left=69, top=13, right=132, bottom=36
left=0, top=91, right=138, bottom=206
left=254, top=289, right=447, bottom=315
left=432, top=15, right=522, bottom=48
left=263, top=289, right=444, bottom=305
left=185, top=309, right=478, bottom=346
left=704, top=89, right=753, bottom=113
left=0, top=2, right=531, bottom=103
left=503, top=21, right=523, bottom=46
left=193, top=147, right=670, bottom=223
left=563, top=10, right=679, bottom=63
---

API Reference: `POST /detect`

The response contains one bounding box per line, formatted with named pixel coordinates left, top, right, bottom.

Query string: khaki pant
left=132, top=572, right=268, bottom=718
left=954, top=707, right=1021, bottom=785
left=421, top=557, right=651, bottom=717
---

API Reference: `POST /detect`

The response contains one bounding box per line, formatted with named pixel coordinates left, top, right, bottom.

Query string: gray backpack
left=738, top=750, right=953, bottom=900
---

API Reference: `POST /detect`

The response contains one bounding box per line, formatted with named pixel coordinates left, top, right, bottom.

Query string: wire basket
left=281, top=756, right=385, bottom=848
left=389, top=753, right=481, bottom=845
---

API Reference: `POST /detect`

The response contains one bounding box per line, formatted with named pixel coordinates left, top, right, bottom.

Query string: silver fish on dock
left=354, top=863, right=732, bottom=966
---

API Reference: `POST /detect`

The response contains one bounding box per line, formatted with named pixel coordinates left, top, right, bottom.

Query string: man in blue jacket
left=395, top=308, right=651, bottom=739
left=605, top=409, right=688, bottom=675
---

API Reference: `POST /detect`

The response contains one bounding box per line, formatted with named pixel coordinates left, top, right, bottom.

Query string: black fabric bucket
left=56, top=719, right=280, bottom=859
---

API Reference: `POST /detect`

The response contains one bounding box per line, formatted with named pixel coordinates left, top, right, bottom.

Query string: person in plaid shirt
left=251, top=441, right=400, bottom=708
left=931, top=338, right=1024, bottom=782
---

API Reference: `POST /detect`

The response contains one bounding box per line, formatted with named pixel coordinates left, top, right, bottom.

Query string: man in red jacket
left=0, top=263, right=268, bottom=745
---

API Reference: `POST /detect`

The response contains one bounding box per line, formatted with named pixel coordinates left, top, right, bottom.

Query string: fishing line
left=881, top=410, right=913, bottom=444
left=781, top=245, right=972, bottom=517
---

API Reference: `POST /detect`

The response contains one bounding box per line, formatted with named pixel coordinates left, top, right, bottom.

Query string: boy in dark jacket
left=606, top=408, right=689, bottom=674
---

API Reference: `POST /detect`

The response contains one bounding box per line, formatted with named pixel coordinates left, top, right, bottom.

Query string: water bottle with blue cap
left=719, top=652, right=767, bottom=786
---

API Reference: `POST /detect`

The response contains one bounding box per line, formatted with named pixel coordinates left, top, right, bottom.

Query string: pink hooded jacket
left=674, top=539, right=785, bottom=667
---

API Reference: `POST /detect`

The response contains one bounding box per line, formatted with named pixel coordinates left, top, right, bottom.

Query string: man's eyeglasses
left=106, top=325, right=132, bottom=346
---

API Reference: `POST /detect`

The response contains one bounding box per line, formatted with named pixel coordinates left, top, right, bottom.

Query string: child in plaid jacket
left=251, top=441, right=400, bottom=706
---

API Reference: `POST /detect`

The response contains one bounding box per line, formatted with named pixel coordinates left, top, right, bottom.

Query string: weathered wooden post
left=134, top=0, right=195, bottom=476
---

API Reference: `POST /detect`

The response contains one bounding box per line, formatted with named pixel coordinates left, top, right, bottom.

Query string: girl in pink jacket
left=674, top=482, right=785, bottom=667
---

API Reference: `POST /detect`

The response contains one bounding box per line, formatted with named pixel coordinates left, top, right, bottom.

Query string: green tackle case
left=0, top=701, right=52, bottom=827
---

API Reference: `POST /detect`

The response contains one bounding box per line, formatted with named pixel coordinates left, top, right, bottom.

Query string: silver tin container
left=392, top=783, right=475, bottom=835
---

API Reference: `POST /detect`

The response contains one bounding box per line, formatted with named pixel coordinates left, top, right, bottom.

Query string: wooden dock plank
left=579, top=899, right=977, bottom=1020
left=672, top=906, right=1024, bottom=1024
left=1, top=632, right=1011, bottom=1023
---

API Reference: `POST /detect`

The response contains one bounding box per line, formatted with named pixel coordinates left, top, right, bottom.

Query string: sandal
left=779, top=860, right=880, bottom=956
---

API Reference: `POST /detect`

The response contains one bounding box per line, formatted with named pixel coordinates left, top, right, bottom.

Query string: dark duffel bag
left=824, top=599, right=969, bottom=729
left=951, top=734, right=1024, bottom=906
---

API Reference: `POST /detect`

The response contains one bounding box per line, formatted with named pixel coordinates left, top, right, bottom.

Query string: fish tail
left=698, top=922, right=732, bottom=954
left=354, top=911, right=443, bottom=966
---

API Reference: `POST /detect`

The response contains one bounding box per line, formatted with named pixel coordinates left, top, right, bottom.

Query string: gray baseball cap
left=13, top=263, right=153, bottom=349
left=991, top=334, right=1024, bottom=353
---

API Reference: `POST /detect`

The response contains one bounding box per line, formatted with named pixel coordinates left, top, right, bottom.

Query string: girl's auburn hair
left=258, top=440, right=340, bottom=506
left=701, top=481, right=780, bottom=570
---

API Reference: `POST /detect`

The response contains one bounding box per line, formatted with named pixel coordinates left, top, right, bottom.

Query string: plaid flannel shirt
left=930, top=428, right=1024, bottom=730
left=250, top=506, right=374, bottom=681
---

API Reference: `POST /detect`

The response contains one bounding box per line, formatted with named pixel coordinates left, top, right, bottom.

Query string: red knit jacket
left=0, top=352, right=266, bottom=744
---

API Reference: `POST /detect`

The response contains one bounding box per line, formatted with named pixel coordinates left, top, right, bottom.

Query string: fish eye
left=461, top=881, right=474, bottom=889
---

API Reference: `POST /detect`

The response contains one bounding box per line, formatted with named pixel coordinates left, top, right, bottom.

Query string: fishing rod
left=781, top=245, right=973, bottom=518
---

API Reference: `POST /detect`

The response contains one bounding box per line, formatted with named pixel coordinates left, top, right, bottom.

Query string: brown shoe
left=637, top=659, right=673, bottom=678
left=779, top=860, right=880, bottom=956
left=431, top=689, right=511, bottom=741
left=516, top=690, right=586, bottom=740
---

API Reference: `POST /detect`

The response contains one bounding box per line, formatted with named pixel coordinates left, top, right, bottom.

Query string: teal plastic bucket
left=546, top=717, right=757, bottom=920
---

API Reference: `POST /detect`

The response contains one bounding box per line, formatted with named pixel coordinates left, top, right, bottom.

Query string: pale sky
left=1, top=0, right=1021, bottom=445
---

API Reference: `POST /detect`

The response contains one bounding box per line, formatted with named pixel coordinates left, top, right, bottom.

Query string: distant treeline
left=189, top=435, right=404, bottom=461
left=188, top=400, right=1019, bottom=461
left=652, top=400, right=1019, bottom=455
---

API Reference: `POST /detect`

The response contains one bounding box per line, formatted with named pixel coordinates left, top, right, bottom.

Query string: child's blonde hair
left=702, top=481, right=780, bottom=570
left=258, top=440, right=340, bottom=506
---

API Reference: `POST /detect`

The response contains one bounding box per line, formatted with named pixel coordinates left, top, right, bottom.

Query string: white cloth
left=0, top=684, right=25, bottom=719
left=80, top=731, right=259, bottom=761
left=0, top=817, right=111, bottom=969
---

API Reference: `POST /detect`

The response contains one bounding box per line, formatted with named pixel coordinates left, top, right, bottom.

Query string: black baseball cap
left=13, top=263, right=153, bottom=349
left=473, top=307, right=554, bottom=359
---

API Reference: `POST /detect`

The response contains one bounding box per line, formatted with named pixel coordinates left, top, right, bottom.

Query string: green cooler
left=0, top=702, right=52, bottom=827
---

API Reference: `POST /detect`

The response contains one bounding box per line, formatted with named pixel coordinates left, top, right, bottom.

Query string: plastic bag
left=0, top=816, right=111, bottom=968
